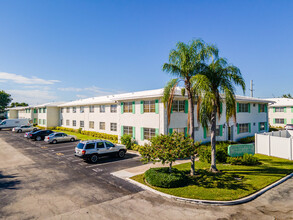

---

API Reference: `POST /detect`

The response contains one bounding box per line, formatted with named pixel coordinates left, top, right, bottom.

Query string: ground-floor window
left=39, top=119, right=41, bottom=124
left=73, top=120, right=76, bottom=127
left=173, top=128, right=185, bottom=133
left=89, top=121, right=94, bottom=129
left=111, top=123, right=117, bottom=131
left=259, top=122, right=266, bottom=131
left=144, top=128, right=156, bottom=140
left=275, top=118, right=285, bottom=124
left=123, top=126, right=133, bottom=135
left=238, top=123, right=249, bottom=133
left=99, top=122, right=105, bottom=130
left=43, top=119, right=46, bottom=125
left=66, top=120, right=70, bottom=126
left=80, top=121, right=84, bottom=128
left=60, top=119, right=63, bottom=125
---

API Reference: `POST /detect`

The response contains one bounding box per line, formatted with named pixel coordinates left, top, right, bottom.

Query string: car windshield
left=0, top=121, right=6, bottom=125
left=49, top=133, right=55, bottom=137
left=76, top=143, right=85, bottom=149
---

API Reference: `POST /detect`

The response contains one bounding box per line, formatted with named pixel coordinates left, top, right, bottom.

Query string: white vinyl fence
left=255, top=130, right=293, bottom=160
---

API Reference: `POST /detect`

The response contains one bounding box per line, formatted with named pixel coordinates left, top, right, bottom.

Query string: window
left=173, top=128, right=185, bottom=133
left=123, top=126, right=133, bottom=135
left=73, top=107, right=76, bottom=113
left=239, top=123, right=249, bottom=133
left=194, top=127, right=199, bottom=131
left=97, top=142, right=104, bottom=148
left=259, top=104, right=266, bottom=113
left=100, top=105, right=105, bottom=113
left=105, top=141, right=115, bottom=148
left=38, top=109, right=41, bottom=113
left=144, top=100, right=155, bottom=113
left=259, top=122, right=266, bottom=131
left=110, top=123, right=117, bottom=131
left=61, top=108, right=64, bottom=113
left=238, top=103, right=249, bottom=112
left=275, top=107, right=285, bottom=112
left=172, top=100, right=185, bottom=113
left=39, top=119, right=41, bottom=124
left=205, top=126, right=221, bottom=137
left=111, top=105, right=117, bottom=113
left=89, top=105, right=94, bottom=113
left=80, top=121, right=84, bottom=127
left=89, top=121, right=94, bottom=129
left=123, top=102, right=133, bottom=113
left=43, top=119, right=46, bottom=125
left=144, top=128, right=156, bottom=140
left=66, top=107, right=70, bottom=113
left=73, top=120, right=76, bottom=127
left=43, top=108, right=46, bottom=113
left=85, top=143, right=95, bottom=149
left=60, top=119, right=63, bottom=125
left=80, top=106, right=84, bottom=113
left=100, top=122, right=105, bottom=130
left=275, top=118, right=285, bottom=124
left=66, top=120, right=70, bottom=126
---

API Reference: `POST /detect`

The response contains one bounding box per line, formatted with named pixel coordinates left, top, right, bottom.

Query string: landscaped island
left=131, top=154, right=293, bottom=201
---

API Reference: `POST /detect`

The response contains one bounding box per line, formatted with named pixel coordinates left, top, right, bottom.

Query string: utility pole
left=250, top=80, right=254, bottom=97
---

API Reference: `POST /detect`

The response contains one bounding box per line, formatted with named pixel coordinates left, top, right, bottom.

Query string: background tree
left=139, top=132, right=198, bottom=173
left=162, top=39, right=214, bottom=175
left=192, top=55, right=245, bottom=172
left=281, top=94, right=293, bottom=99
left=0, top=90, right=12, bottom=112
left=10, top=102, right=29, bottom=107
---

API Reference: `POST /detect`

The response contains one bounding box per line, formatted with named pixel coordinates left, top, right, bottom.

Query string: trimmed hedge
left=36, top=125, right=56, bottom=130
left=238, top=136, right=255, bottom=144
left=145, top=167, right=188, bottom=188
left=198, top=142, right=232, bottom=163
left=226, top=153, right=260, bottom=166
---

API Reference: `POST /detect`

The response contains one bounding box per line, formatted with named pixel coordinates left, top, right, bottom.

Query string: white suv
left=75, top=140, right=127, bottom=163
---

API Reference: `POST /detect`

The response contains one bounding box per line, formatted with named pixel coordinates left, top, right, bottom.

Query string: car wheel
left=118, top=150, right=126, bottom=158
left=90, top=154, right=98, bottom=163
left=18, top=129, right=22, bottom=133
left=52, top=140, right=57, bottom=144
left=70, top=138, right=75, bottom=142
left=36, top=136, right=42, bottom=141
left=33, top=128, right=37, bottom=131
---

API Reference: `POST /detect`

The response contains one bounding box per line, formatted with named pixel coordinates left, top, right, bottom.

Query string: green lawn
left=131, top=154, right=293, bottom=201
left=52, top=130, right=102, bottom=141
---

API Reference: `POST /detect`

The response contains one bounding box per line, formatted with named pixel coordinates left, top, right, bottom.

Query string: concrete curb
left=124, top=172, right=293, bottom=206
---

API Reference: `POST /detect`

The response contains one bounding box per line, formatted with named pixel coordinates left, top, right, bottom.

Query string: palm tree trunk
left=210, top=104, right=218, bottom=172
left=186, top=82, right=195, bottom=176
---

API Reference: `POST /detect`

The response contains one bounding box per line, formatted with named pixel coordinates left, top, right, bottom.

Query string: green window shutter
left=155, top=99, right=159, bottom=114
left=171, top=105, right=173, bottom=114
left=132, top=127, right=135, bottom=139
left=184, top=127, right=187, bottom=137
left=284, top=119, right=287, bottom=124
left=184, top=100, right=188, bottom=113
left=121, top=126, right=124, bottom=136
left=155, top=128, right=159, bottom=136
left=237, top=124, right=240, bottom=134
left=169, top=128, right=173, bottom=134
left=249, top=123, right=251, bottom=133
left=284, top=107, right=287, bottom=113
left=273, top=107, right=276, bottom=113
left=132, top=101, right=135, bottom=114
left=291, top=119, right=293, bottom=124
left=140, top=101, right=144, bottom=114
left=203, top=127, right=207, bottom=139
left=258, top=104, right=260, bottom=113
left=220, top=102, right=223, bottom=114
left=121, top=103, right=124, bottom=114
left=237, top=103, right=239, bottom=113
left=265, top=122, right=268, bottom=131
left=219, top=125, right=223, bottom=136
left=248, top=103, right=251, bottom=113
left=265, top=104, right=268, bottom=113
left=141, top=127, right=144, bottom=140
left=273, top=118, right=276, bottom=124
left=291, top=107, right=293, bottom=113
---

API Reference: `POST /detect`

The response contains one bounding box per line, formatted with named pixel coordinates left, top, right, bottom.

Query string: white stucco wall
left=268, top=106, right=293, bottom=127
left=8, top=110, right=18, bottom=119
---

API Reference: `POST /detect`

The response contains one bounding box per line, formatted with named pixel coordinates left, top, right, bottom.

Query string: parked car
left=28, top=130, right=54, bottom=141
left=24, top=129, right=41, bottom=138
left=12, top=125, right=37, bottom=133
left=285, top=124, right=293, bottom=130
left=0, top=119, right=30, bottom=130
left=44, top=132, right=76, bottom=144
left=75, top=140, right=127, bottom=163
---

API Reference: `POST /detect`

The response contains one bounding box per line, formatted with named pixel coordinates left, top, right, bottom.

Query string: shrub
left=238, top=136, right=255, bottom=144
left=120, top=134, right=134, bottom=149
left=269, top=127, right=279, bottom=132
left=144, top=167, right=188, bottom=188
left=226, top=153, right=260, bottom=166
left=129, top=144, right=143, bottom=151
left=198, top=142, right=230, bottom=163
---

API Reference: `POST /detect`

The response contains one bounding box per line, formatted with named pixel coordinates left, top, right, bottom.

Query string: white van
left=0, top=119, right=31, bottom=130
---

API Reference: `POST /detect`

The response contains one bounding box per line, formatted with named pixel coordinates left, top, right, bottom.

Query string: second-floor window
left=89, top=105, right=94, bottom=113
left=123, top=102, right=133, bottom=113
left=275, top=107, right=285, bottom=112
left=80, top=106, right=84, bottom=113
left=73, top=107, right=76, bottom=113
left=61, top=108, right=64, bottom=113
left=100, top=105, right=105, bottom=113
left=259, top=104, right=266, bottom=113
left=66, top=107, right=70, bottom=113
left=111, top=105, right=117, bottom=113
left=144, top=100, right=155, bottom=113
left=239, top=103, right=249, bottom=112
left=172, top=100, right=185, bottom=113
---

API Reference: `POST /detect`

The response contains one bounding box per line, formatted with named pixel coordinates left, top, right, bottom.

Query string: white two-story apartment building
left=266, top=98, right=293, bottom=127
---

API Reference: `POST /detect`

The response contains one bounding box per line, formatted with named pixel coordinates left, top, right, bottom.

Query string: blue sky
left=0, top=0, right=292, bottom=105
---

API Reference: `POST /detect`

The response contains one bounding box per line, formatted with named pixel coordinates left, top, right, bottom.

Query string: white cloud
left=0, top=72, right=60, bottom=85
left=58, top=86, right=123, bottom=96
left=58, top=87, right=83, bottom=92
left=7, top=89, right=58, bottom=105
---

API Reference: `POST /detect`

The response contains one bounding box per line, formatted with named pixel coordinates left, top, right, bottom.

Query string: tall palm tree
left=162, top=39, right=211, bottom=176
left=192, top=54, right=246, bottom=172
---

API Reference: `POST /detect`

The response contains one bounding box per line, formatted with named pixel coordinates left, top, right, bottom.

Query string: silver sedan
left=44, top=132, right=77, bottom=144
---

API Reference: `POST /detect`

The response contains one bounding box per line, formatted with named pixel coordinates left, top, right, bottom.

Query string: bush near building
left=238, top=136, right=255, bottom=144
